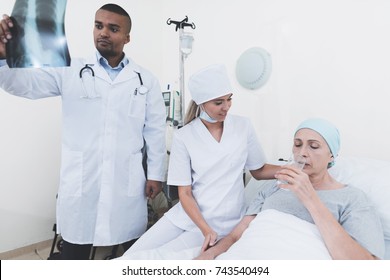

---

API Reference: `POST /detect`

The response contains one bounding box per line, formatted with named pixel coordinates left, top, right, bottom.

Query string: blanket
left=118, top=209, right=331, bottom=260
left=217, top=209, right=331, bottom=260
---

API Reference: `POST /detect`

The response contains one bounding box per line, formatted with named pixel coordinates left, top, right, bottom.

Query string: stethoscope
left=79, top=64, right=95, bottom=78
left=133, top=71, right=149, bottom=95
left=79, top=64, right=97, bottom=98
left=79, top=64, right=149, bottom=98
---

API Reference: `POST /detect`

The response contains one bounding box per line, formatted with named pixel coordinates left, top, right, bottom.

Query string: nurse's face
left=202, top=93, right=233, bottom=122
left=94, top=9, right=130, bottom=61
left=292, top=128, right=333, bottom=176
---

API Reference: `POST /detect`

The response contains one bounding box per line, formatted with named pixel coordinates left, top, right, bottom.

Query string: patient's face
left=293, top=129, right=333, bottom=175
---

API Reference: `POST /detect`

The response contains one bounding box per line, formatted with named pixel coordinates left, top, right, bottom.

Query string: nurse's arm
left=194, top=215, right=255, bottom=260
left=178, top=185, right=218, bottom=247
left=250, top=164, right=281, bottom=180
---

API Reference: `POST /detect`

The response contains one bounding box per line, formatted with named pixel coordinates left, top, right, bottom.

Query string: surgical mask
left=199, top=108, right=217, bottom=123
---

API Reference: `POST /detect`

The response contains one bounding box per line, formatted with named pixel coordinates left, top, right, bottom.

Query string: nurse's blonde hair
left=184, top=100, right=200, bottom=125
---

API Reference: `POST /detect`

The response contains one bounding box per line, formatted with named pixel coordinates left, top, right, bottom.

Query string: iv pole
left=167, top=16, right=196, bottom=127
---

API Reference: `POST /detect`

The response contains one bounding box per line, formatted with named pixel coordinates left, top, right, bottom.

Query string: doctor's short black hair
left=99, top=3, right=132, bottom=33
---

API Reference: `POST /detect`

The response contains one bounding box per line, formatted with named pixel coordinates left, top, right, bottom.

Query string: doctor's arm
left=143, top=74, right=166, bottom=197
left=145, top=180, right=162, bottom=199
left=194, top=215, right=255, bottom=260
left=0, top=14, right=12, bottom=58
left=0, top=15, right=60, bottom=99
left=178, top=185, right=218, bottom=252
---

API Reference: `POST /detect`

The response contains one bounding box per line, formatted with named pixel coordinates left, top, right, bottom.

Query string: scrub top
left=165, top=114, right=266, bottom=236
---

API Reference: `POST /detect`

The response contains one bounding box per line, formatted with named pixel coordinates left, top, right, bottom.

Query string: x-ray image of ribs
left=6, top=0, right=70, bottom=68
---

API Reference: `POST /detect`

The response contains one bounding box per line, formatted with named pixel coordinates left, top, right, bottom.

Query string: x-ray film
left=6, top=0, right=71, bottom=68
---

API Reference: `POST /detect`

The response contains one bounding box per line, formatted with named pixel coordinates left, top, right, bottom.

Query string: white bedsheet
left=117, top=246, right=200, bottom=260
left=118, top=209, right=332, bottom=260
left=217, top=209, right=331, bottom=260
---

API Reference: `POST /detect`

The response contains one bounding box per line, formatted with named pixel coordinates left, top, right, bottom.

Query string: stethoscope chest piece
left=134, top=71, right=149, bottom=95
left=138, top=85, right=148, bottom=95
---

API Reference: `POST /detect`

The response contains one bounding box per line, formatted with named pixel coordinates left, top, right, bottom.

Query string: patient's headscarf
left=295, top=118, right=340, bottom=168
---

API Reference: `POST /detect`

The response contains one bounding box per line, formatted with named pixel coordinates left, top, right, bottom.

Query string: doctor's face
left=94, top=9, right=130, bottom=60
left=202, top=93, right=233, bottom=122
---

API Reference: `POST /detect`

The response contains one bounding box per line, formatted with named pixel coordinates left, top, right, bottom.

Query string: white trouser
left=118, top=216, right=203, bottom=260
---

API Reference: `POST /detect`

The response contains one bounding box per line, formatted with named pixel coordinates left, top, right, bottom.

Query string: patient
left=196, top=118, right=385, bottom=260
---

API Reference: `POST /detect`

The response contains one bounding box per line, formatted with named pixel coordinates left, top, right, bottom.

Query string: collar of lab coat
left=84, top=54, right=141, bottom=84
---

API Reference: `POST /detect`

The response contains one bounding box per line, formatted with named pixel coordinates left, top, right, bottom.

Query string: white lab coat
left=165, top=115, right=266, bottom=237
left=0, top=55, right=167, bottom=246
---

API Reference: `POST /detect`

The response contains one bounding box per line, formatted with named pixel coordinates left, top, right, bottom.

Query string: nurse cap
left=188, top=64, right=233, bottom=105
left=295, top=118, right=340, bottom=167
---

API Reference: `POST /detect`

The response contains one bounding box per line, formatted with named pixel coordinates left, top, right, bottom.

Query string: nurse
left=120, top=64, right=280, bottom=259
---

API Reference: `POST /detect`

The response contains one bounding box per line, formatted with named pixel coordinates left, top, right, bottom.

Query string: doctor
left=0, top=4, right=166, bottom=259
left=120, top=64, right=280, bottom=259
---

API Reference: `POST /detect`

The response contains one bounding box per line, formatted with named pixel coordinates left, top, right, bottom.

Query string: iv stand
left=167, top=16, right=196, bottom=127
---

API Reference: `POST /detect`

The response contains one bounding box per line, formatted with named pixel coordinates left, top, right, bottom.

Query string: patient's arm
left=194, top=215, right=256, bottom=260
left=250, top=164, right=281, bottom=180
left=276, top=165, right=379, bottom=260
left=304, top=196, right=379, bottom=260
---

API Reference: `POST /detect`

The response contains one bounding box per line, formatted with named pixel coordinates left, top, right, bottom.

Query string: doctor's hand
left=145, top=180, right=162, bottom=199
left=0, top=15, right=13, bottom=59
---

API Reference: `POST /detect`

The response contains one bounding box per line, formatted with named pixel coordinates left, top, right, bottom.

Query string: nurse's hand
left=200, top=230, right=218, bottom=253
left=145, top=180, right=162, bottom=199
left=0, top=15, right=13, bottom=59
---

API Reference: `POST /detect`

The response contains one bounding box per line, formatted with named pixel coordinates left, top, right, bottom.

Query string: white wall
left=1, top=0, right=390, bottom=253
left=161, top=0, right=390, bottom=161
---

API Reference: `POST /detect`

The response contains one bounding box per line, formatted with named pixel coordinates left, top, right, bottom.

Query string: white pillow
left=329, top=156, right=390, bottom=240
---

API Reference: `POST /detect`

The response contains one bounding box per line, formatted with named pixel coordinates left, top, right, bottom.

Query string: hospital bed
left=120, top=156, right=390, bottom=260
left=219, top=156, right=390, bottom=260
